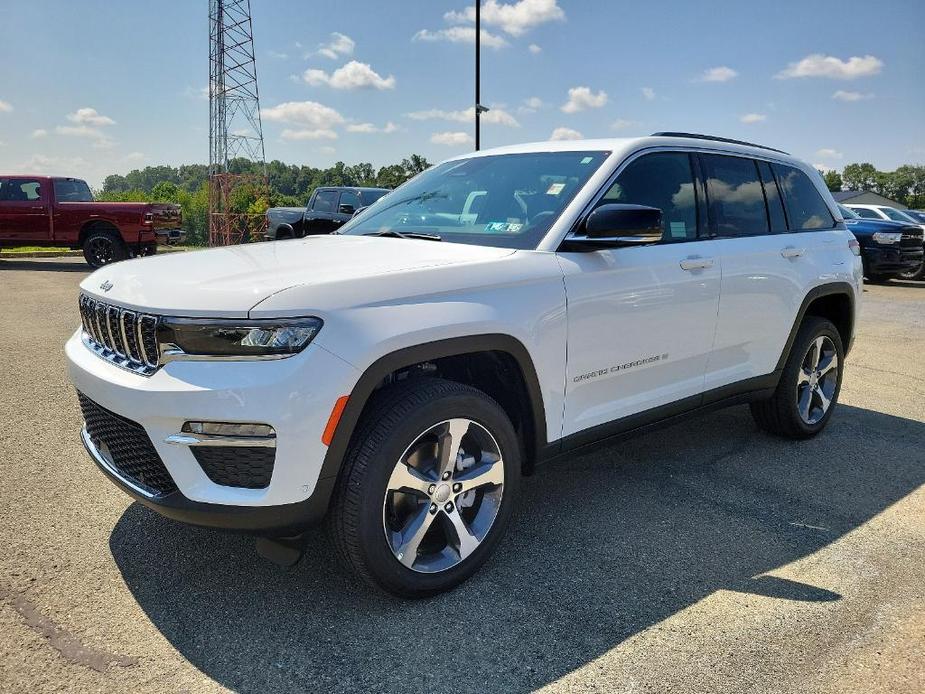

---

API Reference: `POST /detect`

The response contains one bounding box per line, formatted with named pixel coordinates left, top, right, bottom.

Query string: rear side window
left=0, top=178, right=43, bottom=202
left=338, top=190, right=361, bottom=214
left=600, top=151, right=698, bottom=241
left=850, top=207, right=879, bottom=219
left=757, top=161, right=788, bottom=232
left=53, top=179, right=93, bottom=202
left=312, top=190, right=338, bottom=213
left=773, top=164, right=836, bottom=230
left=701, top=154, right=769, bottom=237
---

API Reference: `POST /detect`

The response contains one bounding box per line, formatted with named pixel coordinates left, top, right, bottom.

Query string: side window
left=701, top=154, right=769, bottom=237
left=599, top=151, right=698, bottom=241
left=312, top=190, right=339, bottom=213
left=772, top=164, right=836, bottom=230
left=0, top=178, right=42, bottom=202
left=851, top=207, right=878, bottom=219
left=338, top=190, right=361, bottom=214
left=757, top=161, right=788, bottom=232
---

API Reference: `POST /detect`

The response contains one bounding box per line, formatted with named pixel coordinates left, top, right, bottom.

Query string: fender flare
left=316, top=334, right=547, bottom=485
left=775, top=281, right=855, bottom=371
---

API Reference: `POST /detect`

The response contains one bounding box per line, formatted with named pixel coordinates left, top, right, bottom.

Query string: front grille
left=78, top=392, right=178, bottom=497
left=191, top=446, right=276, bottom=489
left=79, top=294, right=159, bottom=375
left=900, top=227, right=924, bottom=251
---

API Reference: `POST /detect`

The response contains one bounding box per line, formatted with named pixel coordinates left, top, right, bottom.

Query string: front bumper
left=862, top=246, right=923, bottom=274
left=66, top=329, right=358, bottom=532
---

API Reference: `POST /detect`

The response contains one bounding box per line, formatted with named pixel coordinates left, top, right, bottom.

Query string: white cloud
left=346, top=121, right=400, bottom=134
left=66, top=107, right=115, bottom=126
left=611, top=119, right=637, bottom=130
left=281, top=128, right=338, bottom=141
left=444, top=0, right=565, bottom=37
left=832, top=90, right=873, bottom=102
left=561, top=86, right=607, bottom=113
left=268, top=50, right=288, bottom=60
left=528, top=43, right=542, bottom=54
left=407, top=106, right=519, bottom=127
left=319, top=145, right=337, bottom=155
left=55, top=125, right=116, bottom=148
left=314, top=32, right=355, bottom=59
left=302, top=60, right=395, bottom=90
left=815, top=148, right=843, bottom=159
left=813, top=163, right=835, bottom=173
left=413, top=26, right=508, bottom=49
left=518, top=96, right=544, bottom=114
left=19, top=153, right=89, bottom=175
left=261, top=101, right=346, bottom=130
left=775, top=54, right=883, bottom=80
left=183, top=85, right=209, bottom=100
left=740, top=113, right=767, bottom=124
left=0, top=100, right=12, bottom=113
left=549, top=126, right=583, bottom=141
left=125, top=151, right=144, bottom=162
left=431, top=131, right=473, bottom=146
left=641, top=87, right=655, bottom=101
left=697, top=66, right=738, bottom=82
left=31, top=128, right=48, bottom=138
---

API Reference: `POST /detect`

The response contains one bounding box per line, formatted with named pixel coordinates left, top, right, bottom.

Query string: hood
left=844, top=217, right=916, bottom=235
left=79, top=235, right=515, bottom=317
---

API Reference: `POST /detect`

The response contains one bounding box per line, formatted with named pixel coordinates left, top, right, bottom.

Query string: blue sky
left=1, top=0, right=923, bottom=187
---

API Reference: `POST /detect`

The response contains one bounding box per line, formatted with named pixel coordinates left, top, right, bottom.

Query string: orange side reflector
left=322, top=395, right=350, bottom=446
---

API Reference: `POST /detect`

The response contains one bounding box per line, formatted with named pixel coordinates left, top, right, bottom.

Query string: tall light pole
left=474, top=1, right=489, bottom=150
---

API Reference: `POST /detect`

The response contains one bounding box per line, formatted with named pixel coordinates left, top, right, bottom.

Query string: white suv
left=67, top=133, right=862, bottom=596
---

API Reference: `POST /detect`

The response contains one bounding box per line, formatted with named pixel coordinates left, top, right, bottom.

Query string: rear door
left=303, top=189, right=339, bottom=234
left=333, top=189, right=362, bottom=229
left=0, top=178, right=50, bottom=241
left=559, top=150, right=722, bottom=436
left=703, top=155, right=836, bottom=390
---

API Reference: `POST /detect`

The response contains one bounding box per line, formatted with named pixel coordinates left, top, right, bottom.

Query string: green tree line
left=96, top=155, right=431, bottom=245
left=819, top=163, right=925, bottom=208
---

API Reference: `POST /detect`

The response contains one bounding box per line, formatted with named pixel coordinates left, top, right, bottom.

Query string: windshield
left=53, top=178, right=93, bottom=202
left=337, top=151, right=610, bottom=249
left=838, top=204, right=859, bottom=219
left=881, top=207, right=915, bottom=222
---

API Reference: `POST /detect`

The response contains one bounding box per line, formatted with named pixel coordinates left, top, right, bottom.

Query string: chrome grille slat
left=78, top=293, right=158, bottom=376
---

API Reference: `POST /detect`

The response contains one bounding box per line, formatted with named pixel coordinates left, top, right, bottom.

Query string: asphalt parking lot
left=1, top=256, right=923, bottom=693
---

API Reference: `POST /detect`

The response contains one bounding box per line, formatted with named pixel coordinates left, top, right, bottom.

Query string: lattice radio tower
left=208, top=0, right=268, bottom=246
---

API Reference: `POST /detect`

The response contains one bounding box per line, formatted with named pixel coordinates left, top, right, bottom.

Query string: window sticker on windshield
left=546, top=182, right=566, bottom=195
left=485, top=222, right=523, bottom=233
left=669, top=221, right=686, bottom=238
left=580, top=156, right=593, bottom=164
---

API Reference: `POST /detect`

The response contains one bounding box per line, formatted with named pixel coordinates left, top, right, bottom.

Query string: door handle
left=679, top=256, right=715, bottom=271
left=332, top=218, right=344, bottom=225
left=781, top=246, right=805, bottom=259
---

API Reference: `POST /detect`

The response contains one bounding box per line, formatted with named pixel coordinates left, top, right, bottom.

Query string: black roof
left=316, top=186, right=390, bottom=193
left=651, top=132, right=789, bottom=155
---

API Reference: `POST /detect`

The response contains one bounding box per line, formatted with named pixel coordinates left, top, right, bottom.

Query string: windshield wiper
left=364, top=230, right=442, bottom=241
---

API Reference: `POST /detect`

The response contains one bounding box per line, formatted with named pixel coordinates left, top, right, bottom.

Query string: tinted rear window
left=773, top=164, right=836, bottom=230
left=702, top=154, right=769, bottom=237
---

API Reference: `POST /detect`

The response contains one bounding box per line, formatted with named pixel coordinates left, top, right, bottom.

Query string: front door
left=0, top=178, right=50, bottom=241
left=304, top=189, right=339, bottom=235
left=559, top=151, right=721, bottom=437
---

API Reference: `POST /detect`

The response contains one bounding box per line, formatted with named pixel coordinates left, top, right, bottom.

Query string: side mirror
left=577, top=204, right=663, bottom=246
left=338, top=203, right=356, bottom=215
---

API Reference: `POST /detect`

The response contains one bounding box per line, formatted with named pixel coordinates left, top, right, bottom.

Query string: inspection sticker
left=546, top=182, right=566, bottom=195
left=484, top=222, right=524, bottom=233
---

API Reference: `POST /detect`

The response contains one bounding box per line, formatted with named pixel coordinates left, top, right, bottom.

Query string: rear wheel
left=82, top=229, right=127, bottom=268
left=328, top=378, right=519, bottom=597
left=750, top=317, right=844, bottom=439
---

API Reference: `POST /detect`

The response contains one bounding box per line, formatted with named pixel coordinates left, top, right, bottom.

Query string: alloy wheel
left=88, top=237, right=114, bottom=266
left=382, top=418, right=504, bottom=573
left=796, top=335, right=839, bottom=425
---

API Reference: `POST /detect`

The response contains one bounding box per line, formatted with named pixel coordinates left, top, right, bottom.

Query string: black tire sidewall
left=83, top=231, right=127, bottom=268
left=351, top=385, right=520, bottom=596
left=778, top=318, right=844, bottom=437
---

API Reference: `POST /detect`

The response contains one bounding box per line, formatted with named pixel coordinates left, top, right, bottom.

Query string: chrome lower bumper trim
left=164, top=433, right=277, bottom=448
left=81, top=427, right=160, bottom=499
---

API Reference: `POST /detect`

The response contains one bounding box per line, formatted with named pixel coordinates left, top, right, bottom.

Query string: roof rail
left=651, top=132, right=789, bottom=155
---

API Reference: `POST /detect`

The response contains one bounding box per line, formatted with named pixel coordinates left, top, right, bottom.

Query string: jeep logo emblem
left=99, top=280, right=113, bottom=292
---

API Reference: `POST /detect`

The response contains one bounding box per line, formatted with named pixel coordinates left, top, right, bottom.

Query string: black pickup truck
left=265, top=186, right=390, bottom=240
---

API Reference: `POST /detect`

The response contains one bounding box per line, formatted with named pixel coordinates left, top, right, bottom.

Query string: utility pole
left=474, top=0, right=489, bottom=150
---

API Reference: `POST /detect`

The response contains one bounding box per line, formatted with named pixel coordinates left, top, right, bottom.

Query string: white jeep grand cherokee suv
left=67, top=133, right=862, bottom=597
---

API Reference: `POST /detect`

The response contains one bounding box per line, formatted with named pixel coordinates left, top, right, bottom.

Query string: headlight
left=158, top=317, right=323, bottom=359
left=872, top=231, right=902, bottom=244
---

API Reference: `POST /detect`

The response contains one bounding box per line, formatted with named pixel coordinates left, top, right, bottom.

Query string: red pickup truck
left=0, top=176, right=183, bottom=267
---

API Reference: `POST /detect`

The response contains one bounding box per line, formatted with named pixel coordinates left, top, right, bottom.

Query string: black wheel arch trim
left=774, top=281, right=855, bottom=372
left=317, top=333, right=548, bottom=491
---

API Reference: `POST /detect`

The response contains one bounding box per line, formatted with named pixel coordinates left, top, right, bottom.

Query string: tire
left=897, top=259, right=925, bottom=281
left=750, top=317, right=844, bottom=439
left=327, top=377, right=520, bottom=598
left=82, top=229, right=127, bottom=268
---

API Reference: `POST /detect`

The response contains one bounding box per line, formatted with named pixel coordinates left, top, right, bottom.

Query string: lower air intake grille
left=191, top=446, right=275, bottom=489
left=78, top=392, right=178, bottom=496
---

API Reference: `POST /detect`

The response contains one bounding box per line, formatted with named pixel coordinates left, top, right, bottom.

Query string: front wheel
left=82, top=230, right=127, bottom=268
left=750, top=317, right=844, bottom=439
left=328, top=378, right=519, bottom=597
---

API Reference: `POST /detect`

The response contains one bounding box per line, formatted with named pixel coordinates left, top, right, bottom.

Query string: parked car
left=0, top=176, right=183, bottom=267
left=265, top=186, right=390, bottom=240
left=838, top=204, right=924, bottom=282
left=844, top=203, right=925, bottom=233
left=68, top=133, right=861, bottom=597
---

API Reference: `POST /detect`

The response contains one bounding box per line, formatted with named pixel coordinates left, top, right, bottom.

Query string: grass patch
left=0, top=246, right=72, bottom=253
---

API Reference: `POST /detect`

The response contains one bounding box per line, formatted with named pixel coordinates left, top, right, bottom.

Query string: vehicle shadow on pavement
left=0, top=259, right=89, bottom=273
left=109, top=404, right=925, bottom=693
